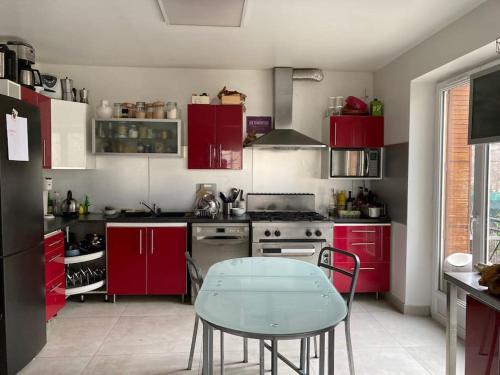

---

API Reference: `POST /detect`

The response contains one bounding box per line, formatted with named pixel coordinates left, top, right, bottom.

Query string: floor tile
left=40, top=316, right=119, bottom=357
left=121, top=296, right=192, bottom=316
left=97, top=315, right=196, bottom=355
left=19, top=356, right=92, bottom=375
left=57, top=297, right=127, bottom=318
left=371, top=310, right=446, bottom=347
left=405, top=343, right=466, bottom=375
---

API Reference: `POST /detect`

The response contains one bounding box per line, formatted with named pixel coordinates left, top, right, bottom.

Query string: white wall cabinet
left=51, top=100, right=94, bottom=169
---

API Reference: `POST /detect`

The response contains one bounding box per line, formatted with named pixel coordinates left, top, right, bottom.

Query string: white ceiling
left=0, top=0, right=486, bottom=71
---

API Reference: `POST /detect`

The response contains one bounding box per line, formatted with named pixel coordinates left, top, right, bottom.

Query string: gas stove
left=247, top=193, right=333, bottom=265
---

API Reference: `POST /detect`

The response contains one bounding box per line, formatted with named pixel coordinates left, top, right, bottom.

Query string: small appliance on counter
left=329, top=148, right=382, bottom=179
left=194, top=183, right=220, bottom=218
left=0, top=40, right=42, bottom=90
left=43, top=177, right=54, bottom=219
left=61, top=190, right=78, bottom=217
left=40, top=74, right=62, bottom=99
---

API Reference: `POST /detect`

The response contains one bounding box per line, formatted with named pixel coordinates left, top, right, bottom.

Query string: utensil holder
left=223, top=202, right=233, bottom=216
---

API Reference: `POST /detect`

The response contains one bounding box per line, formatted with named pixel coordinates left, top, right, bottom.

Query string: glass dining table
left=194, top=257, right=348, bottom=374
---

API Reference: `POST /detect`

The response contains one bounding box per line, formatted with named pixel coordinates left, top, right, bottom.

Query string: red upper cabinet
left=330, top=116, right=384, bottom=148
left=20, top=87, right=51, bottom=168
left=147, top=226, right=187, bottom=295
left=188, top=104, right=243, bottom=169
left=107, top=227, right=147, bottom=295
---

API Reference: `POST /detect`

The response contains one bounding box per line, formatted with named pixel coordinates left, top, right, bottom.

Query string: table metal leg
left=319, top=333, right=325, bottom=375
left=187, top=315, right=199, bottom=370
left=259, top=339, right=265, bottom=375
left=314, top=336, right=318, bottom=358
left=220, top=332, right=224, bottom=375
left=271, top=338, right=278, bottom=374
left=306, top=337, right=311, bottom=374
left=300, top=338, right=306, bottom=370
left=202, top=322, right=214, bottom=375
left=328, top=328, right=335, bottom=375
left=345, top=319, right=355, bottom=375
left=243, top=337, right=249, bottom=363
left=446, top=282, right=457, bottom=375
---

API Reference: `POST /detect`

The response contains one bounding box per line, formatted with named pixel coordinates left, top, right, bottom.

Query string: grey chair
left=185, top=252, right=248, bottom=373
left=305, top=247, right=360, bottom=374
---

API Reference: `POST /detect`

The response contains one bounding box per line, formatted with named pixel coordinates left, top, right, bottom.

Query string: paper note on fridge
left=6, top=114, right=29, bottom=161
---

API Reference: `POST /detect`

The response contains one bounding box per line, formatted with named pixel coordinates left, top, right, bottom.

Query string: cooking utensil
left=61, top=190, right=78, bottom=217
left=196, top=193, right=220, bottom=218
left=219, top=192, right=229, bottom=203
left=368, top=207, right=381, bottom=218
left=231, top=207, right=245, bottom=216
left=230, top=188, right=239, bottom=202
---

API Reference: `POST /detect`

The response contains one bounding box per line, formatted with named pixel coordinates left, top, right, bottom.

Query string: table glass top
left=195, top=257, right=348, bottom=337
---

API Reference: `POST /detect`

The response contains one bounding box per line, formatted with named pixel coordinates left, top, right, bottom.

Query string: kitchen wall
left=40, top=64, right=373, bottom=212
left=374, top=0, right=500, bottom=313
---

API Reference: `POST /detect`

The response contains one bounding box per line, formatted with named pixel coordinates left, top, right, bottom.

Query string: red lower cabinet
left=333, top=224, right=390, bottom=293
left=107, top=224, right=187, bottom=296
left=44, top=231, right=65, bottom=321
left=465, top=295, right=499, bottom=375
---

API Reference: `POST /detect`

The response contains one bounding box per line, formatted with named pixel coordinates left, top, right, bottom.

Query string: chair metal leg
left=328, top=328, right=335, bottom=375
left=220, top=332, right=224, bottom=375
left=202, top=322, right=214, bottom=375
left=300, top=338, right=306, bottom=370
left=243, top=337, right=249, bottom=363
left=306, top=337, right=311, bottom=374
left=313, top=335, right=318, bottom=358
left=319, top=333, right=325, bottom=375
left=187, top=315, right=199, bottom=370
left=259, top=339, right=265, bottom=375
left=345, top=320, right=355, bottom=375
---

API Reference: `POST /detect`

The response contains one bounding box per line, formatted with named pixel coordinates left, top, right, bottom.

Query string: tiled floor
left=19, top=295, right=465, bottom=374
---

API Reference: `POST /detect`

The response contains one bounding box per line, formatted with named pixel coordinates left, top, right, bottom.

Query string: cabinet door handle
left=151, top=229, right=154, bottom=255
left=49, top=282, right=62, bottom=293
left=42, top=139, right=46, bottom=167
left=48, top=239, right=62, bottom=247
left=351, top=230, right=376, bottom=233
left=209, top=144, right=213, bottom=168
left=139, top=230, right=143, bottom=255
left=48, top=254, right=60, bottom=263
left=334, top=123, right=337, bottom=145
left=351, top=267, right=376, bottom=271
left=219, top=144, right=222, bottom=168
left=351, top=242, right=375, bottom=246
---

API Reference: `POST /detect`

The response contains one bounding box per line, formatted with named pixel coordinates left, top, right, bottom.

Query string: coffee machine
left=0, top=40, right=42, bottom=90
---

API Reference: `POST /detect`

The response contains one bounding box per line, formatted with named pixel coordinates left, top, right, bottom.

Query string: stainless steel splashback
left=247, top=193, right=315, bottom=212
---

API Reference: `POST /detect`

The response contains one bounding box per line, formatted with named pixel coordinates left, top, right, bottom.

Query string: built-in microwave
left=322, top=148, right=383, bottom=179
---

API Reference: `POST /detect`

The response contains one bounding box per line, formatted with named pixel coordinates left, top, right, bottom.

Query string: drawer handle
left=351, top=267, right=376, bottom=271
left=351, top=230, right=376, bottom=233
left=49, top=282, right=63, bottom=293
left=48, top=254, right=60, bottom=263
left=351, top=242, right=375, bottom=246
left=48, top=239, right=62, bottom=247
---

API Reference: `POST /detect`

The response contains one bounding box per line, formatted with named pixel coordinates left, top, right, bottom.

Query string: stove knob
left=305, top=230, right=312, bottom=237
left=274, top=230, right=281, bottom=237
left=315, top=230, right=322, bottom=237
left=264, top=230, right=271, bottom=237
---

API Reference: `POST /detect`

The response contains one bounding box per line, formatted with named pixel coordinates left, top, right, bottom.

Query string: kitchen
left=1, top=1, right=500, bottom=374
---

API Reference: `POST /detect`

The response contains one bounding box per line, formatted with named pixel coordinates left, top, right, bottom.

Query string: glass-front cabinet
left=92, top=118, right=182, bottom=156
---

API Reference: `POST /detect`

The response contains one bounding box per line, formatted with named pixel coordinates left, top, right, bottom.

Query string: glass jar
left=153, top=101, right=165, bottom=119
left=128, top=125, right=138, bottom=138
left=113, top=103, right=122, bottom=118
left=146, top=104, right=154, bottom=119
left=166, top=102, right=178, bottom=119
left=136, top=102, right=146, bottom=118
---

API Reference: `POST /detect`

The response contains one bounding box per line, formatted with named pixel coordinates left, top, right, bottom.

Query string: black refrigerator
left=0, top=94, right=46, bottom=375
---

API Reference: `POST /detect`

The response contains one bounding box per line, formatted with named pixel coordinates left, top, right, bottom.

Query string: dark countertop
left=45, top=212, right=251, bottom=234
left=331, top=216, right=392, bottom=224
left=444, top=272, right=500, bottom=312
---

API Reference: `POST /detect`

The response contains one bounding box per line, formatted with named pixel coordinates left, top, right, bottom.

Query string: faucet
left=140, top=202, right=157, bottom=215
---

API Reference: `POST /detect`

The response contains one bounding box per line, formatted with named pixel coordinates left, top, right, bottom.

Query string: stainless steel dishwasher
left=191, top=223, right=250, bottom=277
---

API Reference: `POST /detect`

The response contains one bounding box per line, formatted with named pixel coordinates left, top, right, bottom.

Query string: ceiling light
left=157, top=0, right=248, bottom=27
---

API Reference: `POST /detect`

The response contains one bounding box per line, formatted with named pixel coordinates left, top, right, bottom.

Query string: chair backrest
left=317, top=246, right=360, bottom=319
left=185, top=252, right=204, bottom=302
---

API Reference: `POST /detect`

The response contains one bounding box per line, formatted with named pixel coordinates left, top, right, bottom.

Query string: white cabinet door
left=51, top=100, right=89, bottom=169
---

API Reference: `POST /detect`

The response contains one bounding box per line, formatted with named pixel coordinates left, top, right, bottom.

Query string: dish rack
left=194, top=208, right=217, bottom=218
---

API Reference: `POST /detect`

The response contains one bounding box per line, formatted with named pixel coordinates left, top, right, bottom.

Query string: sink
left=155, top=211, right=190, bottom=218
left=122, top=211, right=154, bottom=218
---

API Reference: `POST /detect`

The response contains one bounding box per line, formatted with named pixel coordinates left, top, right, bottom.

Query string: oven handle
left=260, top=247, right=316, bottom=257
left=195, top=236, right=249, bottom=246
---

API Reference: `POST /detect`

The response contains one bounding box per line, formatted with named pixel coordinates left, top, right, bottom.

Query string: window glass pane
left=487, top=143, right=500, bottom=264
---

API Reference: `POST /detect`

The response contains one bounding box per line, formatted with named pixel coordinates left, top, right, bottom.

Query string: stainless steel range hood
left=249, top=67, right=327, bottom=149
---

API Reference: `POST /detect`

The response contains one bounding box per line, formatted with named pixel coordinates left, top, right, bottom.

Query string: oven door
left=252, top=241, right=326, bottom=264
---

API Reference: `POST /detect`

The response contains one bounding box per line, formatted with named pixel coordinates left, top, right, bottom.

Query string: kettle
left=61, top=190, right=78, bottom=217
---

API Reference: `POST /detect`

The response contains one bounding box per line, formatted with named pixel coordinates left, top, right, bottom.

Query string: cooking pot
left=61, top=190, right=78, bottom=217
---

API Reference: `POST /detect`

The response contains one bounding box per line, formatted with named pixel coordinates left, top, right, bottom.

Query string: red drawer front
left=333, top=237, right=389, bottom=263
left=45, top=246, right=65, bottom=284
left=333, top=262, right=389, bottom=293
left=45, top=232, right=64, bottom=254
left=46, top=274, right=65, bottom=321
left=334, top=225, right=390, bottom=241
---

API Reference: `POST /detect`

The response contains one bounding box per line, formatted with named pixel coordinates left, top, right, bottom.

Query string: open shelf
left=64, top=250, right=105, bottom=265
left=65, top=280, right=105, bottom=296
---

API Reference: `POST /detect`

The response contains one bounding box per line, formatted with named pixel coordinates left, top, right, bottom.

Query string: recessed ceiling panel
left=158, top=0, right=246, bottom=27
